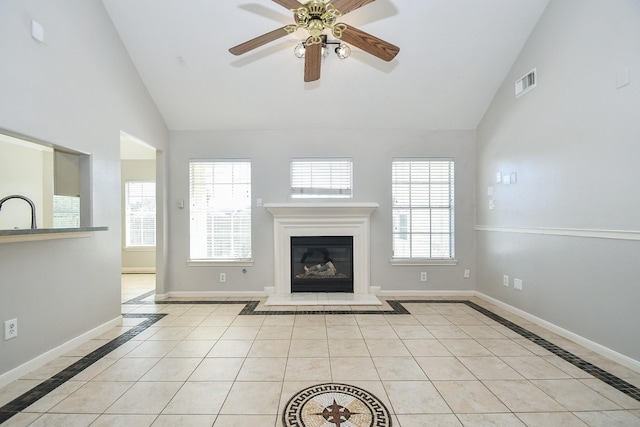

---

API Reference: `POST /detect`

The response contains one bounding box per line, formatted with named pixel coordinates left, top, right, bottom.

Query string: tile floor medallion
left=283, top=383, right=391, bottom=427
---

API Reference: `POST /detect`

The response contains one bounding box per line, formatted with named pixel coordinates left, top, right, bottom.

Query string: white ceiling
left=101, top=0, right=549, bottom=131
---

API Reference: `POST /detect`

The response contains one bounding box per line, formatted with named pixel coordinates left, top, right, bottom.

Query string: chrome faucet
left=0, top=195, right=37, bottom=229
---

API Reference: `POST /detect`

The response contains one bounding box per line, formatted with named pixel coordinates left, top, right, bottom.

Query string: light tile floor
left=1, top=274, right=639, bottom=426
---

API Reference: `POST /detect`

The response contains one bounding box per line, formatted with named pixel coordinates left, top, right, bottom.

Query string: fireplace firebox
left=291, top=236, right=354, bottom=293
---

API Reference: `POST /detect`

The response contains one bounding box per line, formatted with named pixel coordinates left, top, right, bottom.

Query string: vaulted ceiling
left=101, top=0, right=549, bottom=131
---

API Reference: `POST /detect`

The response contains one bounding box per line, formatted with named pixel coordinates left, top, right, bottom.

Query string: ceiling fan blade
left=229, top=27, right=291, bottom=56
left=331, top=0, right=375, bottom=15
left=339, top=24, right=399, bottom=61
left=272, top=0, right=303, bottom=10
left=304, top=42, right=322, bottom=82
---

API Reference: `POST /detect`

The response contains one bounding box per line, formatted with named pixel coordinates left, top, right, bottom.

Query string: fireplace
left=291, top=236, right=354, bottom=293
left=264, top=202, right=378, bottom=295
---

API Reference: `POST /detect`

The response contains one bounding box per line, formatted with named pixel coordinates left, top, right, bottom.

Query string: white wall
left=0, top=0, right=167, bottom=379
left=167, top=129, right=476, bottom=295
left=476, top=0, right=640, bottom=362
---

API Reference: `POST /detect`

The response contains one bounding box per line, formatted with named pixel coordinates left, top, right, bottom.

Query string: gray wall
left=167, top=129, right=476, bottom=295
left=476, top=0, right=640, bottom=361
left=0, top=0, right=167, bottom=378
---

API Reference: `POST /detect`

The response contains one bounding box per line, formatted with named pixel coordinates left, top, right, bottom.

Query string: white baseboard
left=121, top=268, right=156, bottom=274
left=155, top=291, right=266, bottom=300
left=0, top=316, right=122, bottom=389
left=378, top=290, right=476, bottom=298
left=475, top=292, right=640, bottom=374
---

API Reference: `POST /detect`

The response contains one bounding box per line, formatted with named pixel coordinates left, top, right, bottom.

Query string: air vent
left=515, top=68, right=536, bottom=97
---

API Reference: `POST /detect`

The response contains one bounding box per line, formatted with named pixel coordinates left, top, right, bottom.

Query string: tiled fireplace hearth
left=264, top=203, right=378, bottom=296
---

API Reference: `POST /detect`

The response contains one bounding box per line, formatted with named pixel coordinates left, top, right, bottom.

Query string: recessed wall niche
left=0, top=130, right=91, bottom=229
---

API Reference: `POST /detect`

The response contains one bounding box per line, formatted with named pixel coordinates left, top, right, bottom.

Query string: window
left=52, top=195, right=80, bottom=228
left=392, top=159, right=454, bottom=259
left=290, top=158, right=352, bottom=198
left=124, top=181, right=156, bottom=247
left=189, top=160, right=251, bottom=260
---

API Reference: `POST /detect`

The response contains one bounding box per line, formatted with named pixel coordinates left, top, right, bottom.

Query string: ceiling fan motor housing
left=294, top=1, right=342, bottom=41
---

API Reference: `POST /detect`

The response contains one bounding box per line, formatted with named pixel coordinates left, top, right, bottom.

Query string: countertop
left=0, top=226, right=108, bottom=243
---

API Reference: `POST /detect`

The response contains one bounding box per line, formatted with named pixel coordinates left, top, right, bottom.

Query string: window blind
left=290, top=158, right=352, bottom=198
left=125, top=181, right=156, bottom=247
left=52, top=195, right=80, bottom=228
left=189, top=160, right=251, bottom=260
left=392, top=159, right=455, bottom=259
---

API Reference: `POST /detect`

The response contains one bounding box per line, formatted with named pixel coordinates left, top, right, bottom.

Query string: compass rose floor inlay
left=283, top=383, right=391, bottom=427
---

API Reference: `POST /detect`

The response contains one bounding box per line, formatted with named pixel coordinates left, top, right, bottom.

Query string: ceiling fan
left=229, top=0, right=400, bottom=82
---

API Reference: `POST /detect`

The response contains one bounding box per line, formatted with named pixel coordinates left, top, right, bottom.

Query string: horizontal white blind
left=392, top=159, right=454, bottom=259
left=291, top=158, right=352, bottom=198
left=125, top=181, right=156, bottom=247
left=52, top=195, right=80, bottom=228
left=189, top=160, right=251, bottom=260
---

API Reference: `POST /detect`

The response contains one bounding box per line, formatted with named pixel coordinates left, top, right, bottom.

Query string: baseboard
left=121, top=268, right=156, bottom=274
left=378, top=290, right=476, bottom=298
left=156, top=291, right=266, bottom=300
left=0, top=316, right=123, bottom=389
left=475, top=292, right=640, bottom=374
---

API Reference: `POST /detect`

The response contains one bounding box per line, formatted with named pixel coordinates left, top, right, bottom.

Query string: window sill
left=390, top=258, right=458, bottom=266
left=123, top=246, right=156, bottom=252
left=187, top=259, right=254, bottom=267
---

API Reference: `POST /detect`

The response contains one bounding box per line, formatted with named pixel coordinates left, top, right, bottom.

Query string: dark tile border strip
left=239, top=300, right=410, bottom=316
left=2, top=297, right=638, bottom=425
left=123, top=290, right=155, bottom=304
left=0, top=313, right=166, bottom=425
left=460, top=300, right=640, bottom=402
left=124, top=294, right=410, bottom=315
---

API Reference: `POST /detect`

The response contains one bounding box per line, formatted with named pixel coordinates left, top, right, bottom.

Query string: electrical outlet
left=420, top=272, right=427, bottom=282
left=503, top=275, right=509, bottom=287
left=219, top=273, right=226, bottom=283
left=4, top=318, right=17, bottom=340
left=514, top=278, right=523, bottom=291
left=464, top=269, right=470, bottom=278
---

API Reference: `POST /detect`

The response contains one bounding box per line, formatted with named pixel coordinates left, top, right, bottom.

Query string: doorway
left=120, top=132, right=158, bottom=293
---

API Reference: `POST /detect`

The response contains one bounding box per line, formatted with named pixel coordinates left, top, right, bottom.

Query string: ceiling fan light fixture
left=335, top=43, right=351, bottom=59
left=321, top=45, right=330, bottom=59
left=294, top=42, right=306, bottom=58
left=294, top=41, right=345, bottom=60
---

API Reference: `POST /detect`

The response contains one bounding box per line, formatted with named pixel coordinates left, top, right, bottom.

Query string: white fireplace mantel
left=264, top=202, right=379, bottom=295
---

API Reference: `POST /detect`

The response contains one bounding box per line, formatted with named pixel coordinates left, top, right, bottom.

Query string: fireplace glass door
left=291, top=236, right=354, bottom=293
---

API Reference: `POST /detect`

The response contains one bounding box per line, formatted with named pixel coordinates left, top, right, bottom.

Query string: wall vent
left=515, top=68, right=536, bottom=97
